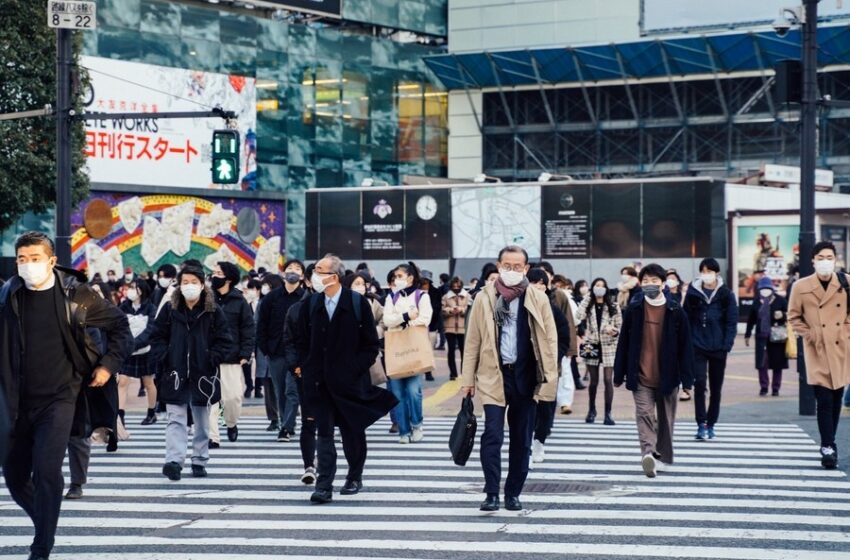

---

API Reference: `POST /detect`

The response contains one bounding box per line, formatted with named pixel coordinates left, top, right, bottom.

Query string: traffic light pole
left=55, top=27, right=73, bottom=266
left=798, top=0, right=819, bottom=417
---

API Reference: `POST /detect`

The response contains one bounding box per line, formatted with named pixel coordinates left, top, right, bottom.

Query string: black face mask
left=211, top=276, right=228, bottom=291
left=642, top=285, right=662, bottom=300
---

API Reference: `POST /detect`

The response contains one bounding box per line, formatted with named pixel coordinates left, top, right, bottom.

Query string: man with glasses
left=461, top=245, right=559, bottom=512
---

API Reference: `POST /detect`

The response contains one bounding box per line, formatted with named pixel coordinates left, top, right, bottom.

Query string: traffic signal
left=211, top=129, right=240, bottom=184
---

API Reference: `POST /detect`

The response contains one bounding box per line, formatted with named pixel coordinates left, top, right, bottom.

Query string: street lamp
left=473, top=174, right=502, bottom=184
left=361, top=178, right=390, bottom=187
left=538, top=172, right=574, bottom=182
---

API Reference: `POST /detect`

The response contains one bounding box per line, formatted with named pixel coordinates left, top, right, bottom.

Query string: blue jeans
left=388, top=375, right=423, bottom=437
left=269, top=357, right=300, bottom=434
left=844, top=385, right=850, bottom=408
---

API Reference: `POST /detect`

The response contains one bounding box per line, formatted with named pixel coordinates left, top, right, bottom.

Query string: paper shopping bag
left=384, top=326, right=436, bottom=380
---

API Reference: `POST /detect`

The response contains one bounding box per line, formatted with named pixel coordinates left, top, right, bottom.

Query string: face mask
left=593, top=286, right=607, bottom=298
left=284, top=272, right=302, bottom=284
left=642, top=285, right=662, bottom=300
left=107, top=275, right=115, bottom=281
left=261, top=284, right=271, bottom=296
left=579, top=286, right=590, bottom=296
left=452, top=286, right=461, bottom=294
left=701, top=273, right=717, bottom=285
left=666, top=279, right=679, bottom=289
left=245, top=289, right=258, bottom=301
left=500, top=270, right=524, bottom=287
left=211, top=276, right=228, bottom=291
left=126, top=288, right=139, bottom=302
left=158, top=277, right=172, bottom=289
left=18, top=262, right=52, bottom=288
left=393, top=278, right=409, bottom=291
left=312, top=273, right=329, bottom=294
left=181, top=284, right=202, bottom=301
left=759, top=288, right=773, bottom=298
left=124, top=274, right=134, bottom=282
left=352, top=285, right=367, bottom=295
left=621, top=274, right=632, bottom=283
left=815, top=260, right=836, bottom=276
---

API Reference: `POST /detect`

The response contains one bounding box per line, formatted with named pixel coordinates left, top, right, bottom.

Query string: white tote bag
left=556, top=357, right=575, bottom=408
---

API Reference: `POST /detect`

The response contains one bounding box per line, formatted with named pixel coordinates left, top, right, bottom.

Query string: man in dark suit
left=296, top=254, right=398, bottom=504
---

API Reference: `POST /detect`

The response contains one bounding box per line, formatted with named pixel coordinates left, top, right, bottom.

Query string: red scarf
left=494, top=277, right=527, bottom=303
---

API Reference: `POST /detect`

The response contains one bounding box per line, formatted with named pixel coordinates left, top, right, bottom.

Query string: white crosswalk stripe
left=1, top=417, right=849, bottom=560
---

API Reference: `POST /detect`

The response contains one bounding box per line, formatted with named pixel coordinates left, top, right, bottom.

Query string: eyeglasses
left=499, top=265, right=526, bottom=273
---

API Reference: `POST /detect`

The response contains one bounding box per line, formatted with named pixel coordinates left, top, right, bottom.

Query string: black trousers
left=814, top=385, right=845, bottom=448
left=533, top=400, right=557, bottom=443
left=67, top=436, right=91, bottom=486
left=242, top=362, right=254, bottom=393
left=295, top=376, right=317, bottom=470
left=315, top=385, right=367, bottom=491
left=446, top=333, right=465, bottom=379
left=481, top=367, right=536, bottom=498
left=4, top=400, right=76, bottom=557
left=693, top=350, right=728, bottom=427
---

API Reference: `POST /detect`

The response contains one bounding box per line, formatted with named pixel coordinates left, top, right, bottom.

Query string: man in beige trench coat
left=788, top=240, right=850, bottom=469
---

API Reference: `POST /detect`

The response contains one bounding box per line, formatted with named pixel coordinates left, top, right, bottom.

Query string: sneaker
left=695, top=424, right=708, bottom=440
left=209, top=440, right=220, bottom=449
left=399, top=434, right=411, bottom=444
left=266, top=421, right=279, bottom=432
left=772, top=390, right=780, bottom=397
left=64, top=483, right=83, bottom=500
left=411, top=427, right=424, bottom=443
left=641, top=454, right=657, bottom=478
left=759, top=388, right=768, bottom=397
left=191, top=465, right=208, bottom=478
left=707, top=426, right=716, bottom=440
left=162, top=462, right=182, bottom=481
left=821, top=446, right=839, bottom=470
left=559, top=405, right=572, bottom=415
left=244, top=388, right=253, bottom=399
left=277, top=429, right=290, bottom=442
left=301, top=467, right=317, bottom=485
left=254, top=387, right=264, bottom=399
left=532, top=439, right=545, bottom=464
left=679, top=388, right=692, bottom=402
left=389, top=423, right=399, bottom=434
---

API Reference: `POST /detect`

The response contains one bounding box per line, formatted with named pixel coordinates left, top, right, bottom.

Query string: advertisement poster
left=822, top=226, right=848, bottom=271
left=81, top=56, right=257, bottom=190
left=362, top=190, right=405, bottom=260
left=71, top=192, right=284, bottom=278
left=541, top=184, right=590, bottom=258
left=736, top=225, right=799, bottom=299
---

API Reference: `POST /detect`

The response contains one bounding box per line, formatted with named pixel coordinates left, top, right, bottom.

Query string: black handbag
left=449, top=395, right=477, bottom=466
left=579, top=340, right=601, bottom=361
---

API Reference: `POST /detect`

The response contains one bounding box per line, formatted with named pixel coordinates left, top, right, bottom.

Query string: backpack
left=836, top=273, right=850, bottom=316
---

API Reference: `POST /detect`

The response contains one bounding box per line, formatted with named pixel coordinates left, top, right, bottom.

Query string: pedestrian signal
left=211, top=130, right=240, bottom=184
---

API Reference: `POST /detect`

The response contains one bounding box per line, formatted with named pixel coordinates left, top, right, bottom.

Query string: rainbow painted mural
left=71, top=192, right=285, bottom=277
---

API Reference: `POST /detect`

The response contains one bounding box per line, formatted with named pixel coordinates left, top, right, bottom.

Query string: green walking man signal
left=211, top=129, right=240, bottom=184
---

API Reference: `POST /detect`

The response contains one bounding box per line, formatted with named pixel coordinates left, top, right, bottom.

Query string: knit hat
left=757, top=277, right=774, bottom=291
left=179, top=264, right=205, bottom=284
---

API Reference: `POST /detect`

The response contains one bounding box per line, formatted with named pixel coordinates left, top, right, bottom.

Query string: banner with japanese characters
left=81, top=56, right=257, bottom=191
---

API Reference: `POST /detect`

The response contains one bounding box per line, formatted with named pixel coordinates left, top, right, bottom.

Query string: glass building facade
left=80, top=0, right=449, bottom=259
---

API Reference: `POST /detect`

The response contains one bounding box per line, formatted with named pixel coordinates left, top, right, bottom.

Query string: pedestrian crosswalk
left=2, top=416, right=850, bottom=559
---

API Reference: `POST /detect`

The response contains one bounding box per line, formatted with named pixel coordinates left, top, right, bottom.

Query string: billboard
left=81, top=56, right=257, bottom=191
left=641, top=0, right=850, bottom=34
left=71, top=192, right=284, bottom=278
left=736, top=224, right=799, bottom=300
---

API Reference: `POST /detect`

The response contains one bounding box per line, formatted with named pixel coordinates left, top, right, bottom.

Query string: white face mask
left=621, top=274, right=632, bottom=283
left=500, top=270, right=524, bottom=287
left=759, top=288, right=773, bottom=298
left=158, top=277, right=172, bottom=289
left=18, top=262, right=52, bottom=288
left=352, top=285, right=367, bottom=295
left=701, top=273, right=717, bottom=285
left=126, top=288, right=139, bottom=302
left=124, top=274, right=134, bottom=282
left=312, top=273, right=329, bottom=294
left=815, top=260, right=836, bottom=276
left=593, top=286, right=607, bottom=298
left=261, top=284, right=271, bottom=296
left=393, top=278, right=409, bottom=291
left=245, top=289, right=258, bottom=301
left=666, top=279, right=679, bottom=289
left=181, top=284, right=202, bottom=301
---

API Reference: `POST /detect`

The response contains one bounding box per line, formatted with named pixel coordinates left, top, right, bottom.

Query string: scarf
left=494, top=277, right=528, bottom=327
left=617, top=277, right=638, bottom=309
left=758, top=295, right=772, bottom=339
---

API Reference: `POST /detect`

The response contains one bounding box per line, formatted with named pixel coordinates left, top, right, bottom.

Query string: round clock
left=416, top=195, right=438, bottom=221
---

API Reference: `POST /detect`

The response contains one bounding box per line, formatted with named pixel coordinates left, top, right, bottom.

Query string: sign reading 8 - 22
left=47, top=0, right=97, bottom=30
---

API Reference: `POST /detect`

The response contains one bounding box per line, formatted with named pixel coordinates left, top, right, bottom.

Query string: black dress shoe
left=209, top=440, right=221, bottom=449
left=191, top=465, right=208, bottom=478
left=28, top=554, right=49, bottom=560
left=311, top=489, right=333, bottom=504
left=254, top=388, right=264, bottom=399
left=162, top=462, right=182, bottom=481
left=266, top=421, right=279, bottom=432
left=479, top=494, right=500, bottom=512
left=341, top=480, right=362, bottom=495
left=505, top=496, right=523, bottom=511
left=244, top=388, right=253, bottom=399
left=585, top=410, right=597, bottom=424
left=106, top=431, right=118, bottom=453
left=604, top=413, right=616, bottom=426
left=227, top=426, right=238, bottom=442
left=64, top=483, right=83, bottom=500
left=575, top=380, right=587, bottom=390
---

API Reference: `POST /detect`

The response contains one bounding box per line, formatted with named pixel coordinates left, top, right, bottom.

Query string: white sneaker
left=399, top=435, right=411, bottom=444
left=300, top=466, right=317, bottom=485
left=642, top=454, right=657, bottom=478
left=411, top=427, right=424, bottom=443
left=532, top=440, right=545, bottom=463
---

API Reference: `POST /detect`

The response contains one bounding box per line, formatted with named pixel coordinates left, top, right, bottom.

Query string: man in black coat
left=208, top=261, right=255, bottom=446
left=0, top=232, right=132, bottom=560
left=296, top=255, right=398, bottom=504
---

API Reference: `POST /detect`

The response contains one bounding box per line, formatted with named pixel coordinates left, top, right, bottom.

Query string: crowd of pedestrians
left=2, top=230, right=850, bottom=558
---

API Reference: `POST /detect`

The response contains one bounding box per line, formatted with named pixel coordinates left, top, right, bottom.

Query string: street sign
left=211, top=130, right=240, bottom=185
left=48, top=0, right=96, bottom=30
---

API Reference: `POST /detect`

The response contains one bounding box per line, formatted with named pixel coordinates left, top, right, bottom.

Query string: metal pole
left=798, top=0, right=819, bottom=417
left=55, top=28, right=73, bottom=267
